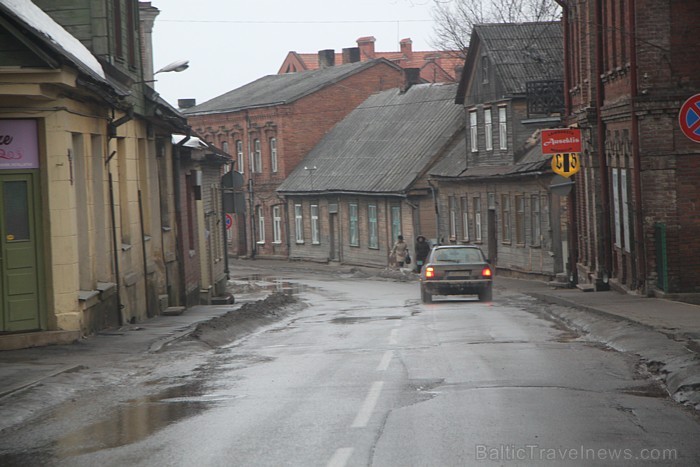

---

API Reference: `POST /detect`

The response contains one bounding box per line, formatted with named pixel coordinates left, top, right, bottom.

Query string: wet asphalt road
left=2, top=270, right=700, bottom=466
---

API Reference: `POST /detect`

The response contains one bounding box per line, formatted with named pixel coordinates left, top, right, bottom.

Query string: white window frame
left=448, top=196, right=457, bottom=239
left=498, top=106, right=508, bottom=150
left=474, top=197, right=482, bottom=242
left=368, top=204, right=378, bottom=249
left=349, top=203, right=359, bottom=246
left=294, top=203, right=304, bottom=244
left=461, top=196, right=470, bottom=241
left=484, top=108, right=493, bottom=151
left=236, top=140, right=244, bottom=173
left=272, top=205, right=282, bottom=244
left=501, top=194, right=511, bottom=243
left=270, top=137, right=278, bottom=173
left=254, top=138, right=262, bottom=173
left=257, top=206, right=265, bottom=244
left=311, top=204, right=320, bottom=244
left=469, top=110, right=478, bottom=152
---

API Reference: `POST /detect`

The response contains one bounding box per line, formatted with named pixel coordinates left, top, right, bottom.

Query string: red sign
left=541, top=128, right=582, bottom=155
left=679, top=94, right=700, bottom=143
left=225, top=213, right=233, bottom=230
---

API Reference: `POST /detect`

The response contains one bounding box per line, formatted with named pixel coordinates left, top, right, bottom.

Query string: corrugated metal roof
left=474, top=22, right=563, bottom=94
left=278, top=83, right=463, bottom=195
left=184, top=59, right=400, bottom=116
left=429, top=135, right=467, bottom=177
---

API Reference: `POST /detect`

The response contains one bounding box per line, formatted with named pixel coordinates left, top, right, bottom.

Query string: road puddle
left=230, top=275, right=313, bottom=294
left=0, top=382, right=221, bottom=464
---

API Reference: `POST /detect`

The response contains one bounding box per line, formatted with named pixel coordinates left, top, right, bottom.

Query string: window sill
left=256, top=241, right=265, bottom=245
left=312, top=242, right=321, bottom=245
left=272, top=241, right=282, bottom=245
left=296, top=241, right=305, bottom=245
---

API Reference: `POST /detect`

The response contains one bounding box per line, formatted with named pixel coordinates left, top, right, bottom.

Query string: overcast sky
left=149, top=0, right=439, bottom=107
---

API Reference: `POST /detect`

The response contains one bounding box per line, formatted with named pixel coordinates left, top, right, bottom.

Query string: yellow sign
left=551, top=153, right=581, bottom=178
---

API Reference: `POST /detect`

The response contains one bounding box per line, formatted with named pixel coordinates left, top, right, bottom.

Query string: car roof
left=433, top=245, right=481, bottom=249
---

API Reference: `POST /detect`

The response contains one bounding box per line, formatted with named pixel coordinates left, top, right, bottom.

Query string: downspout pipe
left=174, top=131, right=191, bottom=306
left=594, top=0, right=613, bottom=286
left=555, top=0, right=579, bottom=284
left=628, top=1, right=646, bottom=292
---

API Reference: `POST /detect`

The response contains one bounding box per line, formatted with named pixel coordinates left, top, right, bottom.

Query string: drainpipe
left=105, top=150, right=124, bottom=325
left=428, top=179, right=440, bottom=244
left=174, top=131, right=191, bottom=306
left=594, top=0, right=612, bottom=286
left=628, top=1, right=646, bottom=292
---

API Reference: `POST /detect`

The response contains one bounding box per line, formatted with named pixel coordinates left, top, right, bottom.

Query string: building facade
left=185, top=58, right=405, bottom=261
left=0, top=0, right=190, bottom=348
left=278, top=36, right=463, bottom=83
left=277, top=82, right=464, bottom=268
left=558, top=0, right=700, bottom=296
left=432, top=23, right=567, bottom=280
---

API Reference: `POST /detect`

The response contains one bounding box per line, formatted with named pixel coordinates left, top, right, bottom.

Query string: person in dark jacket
left=414, top=235, right=431, bottom=273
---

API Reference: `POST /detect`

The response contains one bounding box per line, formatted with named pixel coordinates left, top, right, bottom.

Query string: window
left=113, top=0, right=122, bottom=58
left=461, top=197, right=470, bottom=241
left=222, top=141, right=229, bottom=154
left=253, top=139, right=262, bottom=173
left=236, top=140, right=244, bottom=173
left=448, top=196, right=457, bottom=239
left=484, top=108, right=493, bottom=151
left=515, top=195, right=525, bottom=244
left=126, top=0, right=136, bottom=67
left=501, top=194, right=511, bottom=242
left=295, top=204, right=304, bottom=243
left=481, top=55, right=489, bottom=83
left=473, top=197, right=482, bottom=242
left=469, top=110, right=478, bottom=152
left=257, top=206, right=265, bottom=243
left=391, top=206, right=401, bottom=243
left=270, top=137, right=278, bottom=173
left=498, top=106, right=508, bottom=150
left=311, top=204, right=320, bottom=244
left=349, top=203, right=359, bottom=246
left=531, top=194, right=541, bottom=246
left=272, top=206, right=281, bottom=243
left=368, top=204, right=378, bottom=249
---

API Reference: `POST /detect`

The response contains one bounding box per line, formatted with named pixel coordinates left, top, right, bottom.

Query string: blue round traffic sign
left=225, top=213, right=233, bottom=230
left=679, top=94, right=700, bottom=143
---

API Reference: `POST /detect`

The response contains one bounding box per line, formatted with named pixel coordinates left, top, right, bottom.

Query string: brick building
left=277, top=82, right=463, bottom=268
left=557, top=0, right=700, bottom=296
left=184, top=58, right=405, bottom=260
left=278, top=36, right=463, bottom=84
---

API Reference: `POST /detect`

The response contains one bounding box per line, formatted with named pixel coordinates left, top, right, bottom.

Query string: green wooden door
left=0, top=172, right=43, bottom=332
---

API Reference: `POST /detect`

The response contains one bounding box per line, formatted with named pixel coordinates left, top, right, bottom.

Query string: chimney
left=401, top=68, right=422, bottom=92
left=356, top=36, right=376, bottom=59
left=318, top=49, right=335, bottom=68
left=342, top=47, right=361, bottom=64
left=400, top=38, right=413, bottom=58
left=178, top=98, right=196, bottom=110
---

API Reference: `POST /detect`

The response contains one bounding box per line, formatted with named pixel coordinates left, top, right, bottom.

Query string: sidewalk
left=0, top=259, right=698, bottom=412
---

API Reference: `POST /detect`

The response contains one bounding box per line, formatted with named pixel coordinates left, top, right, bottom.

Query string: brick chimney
left=357, top=36, right=376, bottom=59
left=342, top=47, right=361, bottom=64
left=400, top=38, right=413, bottom=58
left=318, top=49, right=335, bottom=68
left=401, top=68, right=422, bottom=92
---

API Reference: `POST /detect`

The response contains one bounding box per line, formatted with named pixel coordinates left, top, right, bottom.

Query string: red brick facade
left=559, top=0, right=700, bottom=295
left=187, top=62, right=404, bottom=260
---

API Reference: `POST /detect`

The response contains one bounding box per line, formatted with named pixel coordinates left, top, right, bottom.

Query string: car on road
left=419, top=245, right=493, bottom=303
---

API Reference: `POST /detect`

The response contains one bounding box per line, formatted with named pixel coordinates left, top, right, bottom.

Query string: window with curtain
left=531, top=195, right=541, bottom=246
left=295, top=204, right=303, bottom=243
left=368, top=204, right=378, bottom=249
left=349, top=203, right=359, bottom=246
left=498, top=106, right=508, bottom=150
left=473, top=197, right=482, bottom=242
left=515, top=195, right=525, bottom=244
left=257, top=206, right=265, bottom=243
left=470, top=110, right=478, bottom=152
left=461, top=196, right=470, bottom=241
left=272, top=206, right=281, bottom=243
left=501, top=194, right=511, bottom=242
left=311, top=204, right=320, bottom=244
left=270, top=137, right=278, bottom=173
left=236, top=140, right=244, bottom=173
left=484, top=108, right=493, bottom=151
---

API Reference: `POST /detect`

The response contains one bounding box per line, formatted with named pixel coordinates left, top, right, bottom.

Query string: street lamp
left=155, top=60, right=189, bottom=75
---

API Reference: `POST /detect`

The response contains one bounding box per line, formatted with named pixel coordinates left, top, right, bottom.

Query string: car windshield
left=432, top=248, right=483, bottom=263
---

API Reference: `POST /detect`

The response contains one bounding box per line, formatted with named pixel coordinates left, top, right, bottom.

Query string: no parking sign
left=679, top=94, right=700, bottom=143
left=225, top=213, right=233, bottom=230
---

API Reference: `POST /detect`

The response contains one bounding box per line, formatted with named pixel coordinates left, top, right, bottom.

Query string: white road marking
left=352, top=381, right=384, bottom=428
left=389, top=328, right=398, bottom=344
left=327, top=447, right=354, bottom=467
left=376, top=350, right=394, bottom=371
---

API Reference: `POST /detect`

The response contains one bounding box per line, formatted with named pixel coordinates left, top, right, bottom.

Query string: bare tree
left=431, top=0, right=561, bottom=57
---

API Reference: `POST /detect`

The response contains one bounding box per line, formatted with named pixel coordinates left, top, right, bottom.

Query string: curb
left=0, top=364, right=85, bottom=400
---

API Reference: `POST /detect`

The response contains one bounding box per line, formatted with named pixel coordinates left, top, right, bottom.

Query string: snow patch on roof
left=0, top=0, right=105, bottom=79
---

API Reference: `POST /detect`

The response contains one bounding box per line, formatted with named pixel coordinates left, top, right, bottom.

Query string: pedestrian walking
left=390, top=235, right=409, bottom=268
left=414, top=235, right=430, bottom=273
